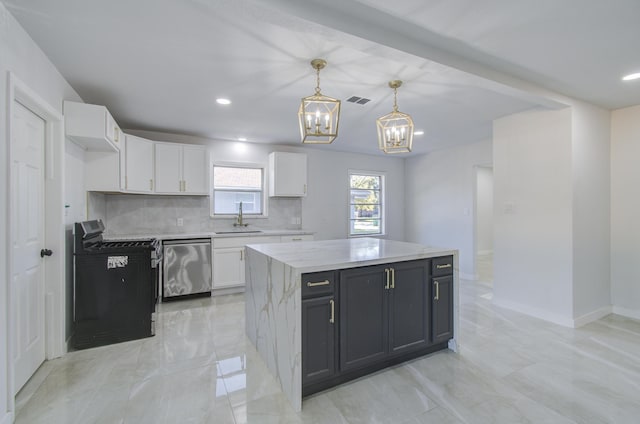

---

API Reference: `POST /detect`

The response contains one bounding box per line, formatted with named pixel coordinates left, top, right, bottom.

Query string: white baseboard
left=1, top=411, right=14, bottom=424
left=572, top=305, right=613, bottom=328
left=492, top=296, right=575, bottom=327
left=612, top=306, right=640, bottom=321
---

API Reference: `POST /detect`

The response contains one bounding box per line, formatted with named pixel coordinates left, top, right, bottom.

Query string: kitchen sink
left=215, top=230, right=263, bottom=234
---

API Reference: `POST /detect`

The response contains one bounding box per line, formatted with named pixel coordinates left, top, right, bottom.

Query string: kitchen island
left=245, top=237, right=459, bottom=411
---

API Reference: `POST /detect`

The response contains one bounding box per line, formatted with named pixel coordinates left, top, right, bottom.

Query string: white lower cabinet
left=212, top=236, right=280, bottom=290
left=213, top=247, right=246, bottom=289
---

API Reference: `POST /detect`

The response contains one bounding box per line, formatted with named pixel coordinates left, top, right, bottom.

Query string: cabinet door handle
left=390, top=267, right=395, bottom=289
left=240, top=250, right=244, bottom=261
left=434, top=280, right=440, bottom=301
left=384, top=268, right=390, bottom=289
left=304, top=184, right=307, bottom=194
left=114, top=127, right=119, bottom=142
left=150, top=179, right=153, bottom=190
left=306, top=280, right=330, bottom=287
left=329, top=299, right=335, bottom=324
left=436, top=264, right=452, bottom=269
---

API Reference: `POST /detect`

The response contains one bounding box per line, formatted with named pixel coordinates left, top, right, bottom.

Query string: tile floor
left=15, top=261, right=640, bottom=423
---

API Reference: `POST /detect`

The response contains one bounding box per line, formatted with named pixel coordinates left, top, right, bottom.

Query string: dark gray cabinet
left=339, top=259, right=430, bottom=372
left=389, top=260, right=430, bottom=354
left=302, top=256, right=452, bottom=396
left=432, top=256, right=454, bottom=344
left=302, top=272, right=337, bottom=385
left=339, top=265, right=389, bottom=372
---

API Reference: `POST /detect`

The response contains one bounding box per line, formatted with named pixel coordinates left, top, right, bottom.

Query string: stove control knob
left=40, top=249, right=53, bottom=257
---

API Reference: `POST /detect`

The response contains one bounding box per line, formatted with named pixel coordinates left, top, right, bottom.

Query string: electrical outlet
left=177, top=218, right=184, bottom=227
left=296, top=217, right=301, bottom=225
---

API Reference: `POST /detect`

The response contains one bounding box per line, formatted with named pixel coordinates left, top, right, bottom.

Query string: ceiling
left=5, top=0, right=640, bottom=156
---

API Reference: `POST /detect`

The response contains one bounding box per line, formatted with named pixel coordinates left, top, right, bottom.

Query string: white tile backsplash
left=88, top=193, right=302, bottom=235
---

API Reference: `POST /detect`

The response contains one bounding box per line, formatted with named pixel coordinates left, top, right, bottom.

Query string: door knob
left=40, top=249, right=53, bottom=257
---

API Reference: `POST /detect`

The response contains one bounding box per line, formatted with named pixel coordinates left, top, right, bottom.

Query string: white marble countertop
left=103, top=229, right=314, bottom=241
left=246, top=237, right=456, bottom=273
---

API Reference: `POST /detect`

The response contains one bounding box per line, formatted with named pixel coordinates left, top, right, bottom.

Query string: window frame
left=348, top=170, right=386, bottom=237
left=210, top=162, right=269, bottom=218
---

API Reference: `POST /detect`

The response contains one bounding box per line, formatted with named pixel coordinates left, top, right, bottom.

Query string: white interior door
left=11, top=100, right=46, bottom=394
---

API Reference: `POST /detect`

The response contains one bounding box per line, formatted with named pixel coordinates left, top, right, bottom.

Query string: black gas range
left=73, top=219, right=160, bottom=349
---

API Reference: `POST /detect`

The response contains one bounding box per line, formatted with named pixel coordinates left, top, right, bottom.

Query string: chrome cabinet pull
left=307, top=280, right=330, bottom=287
left=114, top=127, right=119, bottom=142
left=436, top=264, right=452, bottom=269
left=391, top=267, right=395, bottom=289
left=240, top=249, right=244, bottom=261
left=434, top=280, right=440, bottom=301
left=329, top=299, right=335, bottom=324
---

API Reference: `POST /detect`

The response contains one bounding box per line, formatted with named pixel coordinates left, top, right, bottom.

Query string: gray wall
left=404, top=139, right=492, bottom=279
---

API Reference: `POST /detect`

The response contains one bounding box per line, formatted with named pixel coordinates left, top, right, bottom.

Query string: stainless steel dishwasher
left=163, top=238, right=212, bottom=299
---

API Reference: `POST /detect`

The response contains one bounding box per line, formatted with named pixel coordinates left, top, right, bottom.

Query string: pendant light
left=376, top=80, right=414, bottom=154
left=298, top=59, right=341, bottom=144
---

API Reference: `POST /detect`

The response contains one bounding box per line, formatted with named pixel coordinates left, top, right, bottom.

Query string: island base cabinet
left=302, top=257, right=453, bottom=398
left=302, top=296, right=336, bottom=384
left=389, top=261, right=430, bottom=355
left=432, top=275, right=454, bottom=344
left=339, top=265, right=389, bottom=372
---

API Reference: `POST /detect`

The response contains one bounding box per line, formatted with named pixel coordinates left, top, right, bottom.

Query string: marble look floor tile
left=15, top=278, right=640, bottom=424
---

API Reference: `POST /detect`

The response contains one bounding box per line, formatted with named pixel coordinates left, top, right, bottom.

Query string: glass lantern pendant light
left=298, top=59, right=341, bottom=144
left=376, top=80, right=414, bottom=153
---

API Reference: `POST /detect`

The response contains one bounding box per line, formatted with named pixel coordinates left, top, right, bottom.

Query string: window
left=349, top=172, right=384, bottom=236
left=213, top=165, right=264, bottom=215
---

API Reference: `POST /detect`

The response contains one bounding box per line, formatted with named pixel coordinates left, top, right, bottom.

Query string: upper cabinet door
left=182, top=145, right=209, bottom=194
left=269, top=152, right=307, bottom=197
left=64, top=101, right=120, bottom=152
left=154, top=142, right=182, bottom=193
left=125, top=135, right=154, bottom=193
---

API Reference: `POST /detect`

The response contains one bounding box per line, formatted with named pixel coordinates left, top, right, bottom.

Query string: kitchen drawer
left=281, top=235, right=314, bottom=243
left=302, top=271, right=336, bottom=299
left=431, top=255, right=454, bottom=277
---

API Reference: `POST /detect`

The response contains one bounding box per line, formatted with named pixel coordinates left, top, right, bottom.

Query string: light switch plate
left=177, top=218, right=184, bottom=226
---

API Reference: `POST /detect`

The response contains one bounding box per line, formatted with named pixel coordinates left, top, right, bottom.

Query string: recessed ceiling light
left=216, top=98, right=231, bottom=105
left=414, top=130, right=424, bottom=136
left=622, top=73, right=640, bottom=81
left=238, top=137, right=247, bottom=142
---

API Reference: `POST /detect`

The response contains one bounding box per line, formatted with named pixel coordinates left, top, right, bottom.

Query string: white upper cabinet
left=269, top=152, right=307, bottom=197
left=125, top=134, right=154, bottom=193
left=84, top=135, right=126, bottom=192
left=154, top=142, right=209, bottom=195
left=64, top=101, right=122, bottom=152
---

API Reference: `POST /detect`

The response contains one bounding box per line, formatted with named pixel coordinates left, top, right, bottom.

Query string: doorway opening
left=474, top=165, right=494, bottom=285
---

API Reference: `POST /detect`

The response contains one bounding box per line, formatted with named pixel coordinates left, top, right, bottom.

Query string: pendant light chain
left=315, top=66, right=322, bottom=95
left=393, top=86, right=399, bottom=112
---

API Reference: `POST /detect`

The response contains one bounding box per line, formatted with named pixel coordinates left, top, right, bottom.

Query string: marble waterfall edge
left=245, top=248, right=302, bottom=410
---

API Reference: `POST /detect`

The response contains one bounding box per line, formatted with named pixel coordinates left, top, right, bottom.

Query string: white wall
left=571, top=102, right=611, bottom=323
left=127, top=130, right=406, bottom=241
left=611, top=105, right=640, bottom=319
left=493, top=108, right=574, bottom=325
left=476, top=166, right=494, bottom=254
left=404, top=139, right=492, bottom=279
left=0, top=2, right=82, bottom=420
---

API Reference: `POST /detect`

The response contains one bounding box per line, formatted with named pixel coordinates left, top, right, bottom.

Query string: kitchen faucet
left=234, top=201, right=249, bottom=227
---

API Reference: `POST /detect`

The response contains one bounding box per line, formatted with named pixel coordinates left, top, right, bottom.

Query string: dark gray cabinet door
left=339, top=265, right=388, bottom=372
left=432, top=275, right=453, bottom=344
left=302, top=295, right=336, bottom=384
left=389, top=260, right=430, bottom=355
